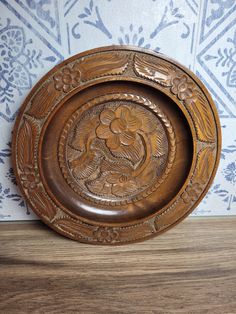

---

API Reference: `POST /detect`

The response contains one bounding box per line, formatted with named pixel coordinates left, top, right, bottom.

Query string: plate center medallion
left=59, top=94, right=175, bottom=205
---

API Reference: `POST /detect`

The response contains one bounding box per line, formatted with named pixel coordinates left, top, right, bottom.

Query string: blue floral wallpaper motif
left=0, top=0, right=235, bottom=220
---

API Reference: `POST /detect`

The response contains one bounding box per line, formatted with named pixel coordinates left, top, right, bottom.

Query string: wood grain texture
left=1, top=217, right=236, bottom=313
left=12, top=46, right=221, bottom=244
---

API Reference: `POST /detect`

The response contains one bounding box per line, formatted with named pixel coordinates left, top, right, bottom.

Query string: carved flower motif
left=93, top=227, right=119, bottom=243
left=106, top=172, right=137, bottom=197
left=20, top=165, right=39, bottom=190
left=87, top=158, right=156, bottom=198
left=96, top=106, right=142, bottom=150
left=53, top=64, right=80, bottom=92
left=171, top=75, right=195, bottom=105
left=181, top=182, right=202, bottom=204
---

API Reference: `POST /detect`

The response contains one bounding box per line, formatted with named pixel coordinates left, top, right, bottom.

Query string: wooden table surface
left=1, top=217, right=236, bottom=314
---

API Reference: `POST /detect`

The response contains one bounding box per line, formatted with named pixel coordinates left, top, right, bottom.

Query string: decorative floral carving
left=106, top=172, right=137, bottom=197
left=93, top=227, right=119, bottom=243
left=96, top=106, right=142, bottom=150
left=59, top=94, right=176, bottom=204
left=12, top=46, right=220, bottom=244
left=53, top=64, right=80, bottom=92
left=134, top=54, right=217, bottom=143
left=30, top=187, right=57, bottom=220
left=134, top=54, right=176, bottom=87
left=27, top=81, right=59, bottom=119
left=181, top=182, right=203, bottom=203
left=79, top=52, right=130, bottom=81
left=86, top=157, right=157, bottom=198
left=20, top=165, right=39, bottom=190
left=189, top=96, right=216, bottom=143
left=17, top=118, right=38, bottom=173
left=171, top=74, right=195, bottom=105
left=88, top=171, right=138, bottom=197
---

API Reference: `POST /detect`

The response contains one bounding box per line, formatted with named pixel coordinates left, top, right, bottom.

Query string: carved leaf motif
left=67, top=147, right=81, bottom=162
left=31, top=187, right=57, bottom=220
left=149, top=131, right=167, bottom=158
left=154, top=202, right=182, bottom=231
left=69, top=150, right=102, bottom=179
left=132, top=106, right=157, bottom=133
left=120, top=223, right=154, bottom=241
left=86, top=178, right=107, bottom=196
left=110, top=137, right=144, bottom=164
left=100, top=159, right=133, bottom=174
left=195, top=146, right=215, bottom=184
left=189, top=93, right=215, bottom=143
left=134, top=55, right=176, bottom=86
left=55, top=218, right=94, bottom=239
left=27, top=81, right=59, bottom=119
left=17, top=117, right=38, bottom=171
left=70, top=115, right=99, bottom=151
left=56, top=218, right=154, bottom=243
left=79, top=52, right=130, bottom=81
left=112, top=180, right=137, bottom=197
left=86, top=166, right=137, bottom=197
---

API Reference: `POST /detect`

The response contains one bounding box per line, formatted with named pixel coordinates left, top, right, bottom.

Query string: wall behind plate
left=0, top=0, right=235, bottom=220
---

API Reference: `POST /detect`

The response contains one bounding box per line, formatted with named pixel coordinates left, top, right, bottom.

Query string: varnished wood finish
left=0, top=217, right=235, bottom=313
left=12, top=46, right=221, bottom=244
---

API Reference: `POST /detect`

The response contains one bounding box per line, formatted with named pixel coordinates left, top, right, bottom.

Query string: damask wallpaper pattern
left=0, top=0, right=235, bottom=220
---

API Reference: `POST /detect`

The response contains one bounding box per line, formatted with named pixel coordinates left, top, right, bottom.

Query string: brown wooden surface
left=12, top=46, right=221, bottom=244
left=1, top=217, right=235, bottom=313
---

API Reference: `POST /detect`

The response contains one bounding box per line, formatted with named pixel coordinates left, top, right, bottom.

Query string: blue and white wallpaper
left=0, top=0, right=235, bottom=220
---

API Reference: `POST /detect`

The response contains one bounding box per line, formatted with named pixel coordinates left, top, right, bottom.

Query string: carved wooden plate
left=12, top=46, right=221, bottom=244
